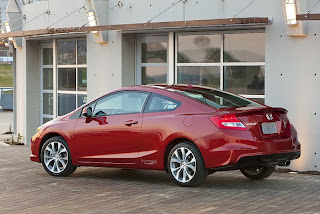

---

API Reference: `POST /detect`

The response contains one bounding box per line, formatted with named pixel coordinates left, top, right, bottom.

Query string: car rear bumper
left=210, top=151, right=301, bottom=171
left=196, top=128, right=301, bottom=169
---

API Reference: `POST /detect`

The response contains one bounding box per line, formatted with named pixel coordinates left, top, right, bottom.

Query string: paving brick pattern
left=1, top=145, right=320, bottom=214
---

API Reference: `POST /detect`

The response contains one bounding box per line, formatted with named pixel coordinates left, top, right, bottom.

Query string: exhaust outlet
left=278, top=161, right=291, bottom=166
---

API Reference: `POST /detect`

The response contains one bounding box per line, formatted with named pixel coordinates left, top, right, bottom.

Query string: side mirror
left=82, top=107, right=93, bottom=117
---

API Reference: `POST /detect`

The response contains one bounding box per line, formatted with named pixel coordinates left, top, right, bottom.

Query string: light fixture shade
left=4, top=21, right=11, bottom=33
left=4, top=22, right=13, bottom=41
left=285, top=0, right=297, bottom=26
left=86, top=9, right=99, bottom=34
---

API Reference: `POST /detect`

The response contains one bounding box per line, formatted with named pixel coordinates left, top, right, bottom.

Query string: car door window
left=93, top=91, right=149, bottom=116
left=144, top=93, right=181, bottom=113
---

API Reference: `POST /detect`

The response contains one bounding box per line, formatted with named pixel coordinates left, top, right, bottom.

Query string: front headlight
left=36, top=126, right=42, bottom=133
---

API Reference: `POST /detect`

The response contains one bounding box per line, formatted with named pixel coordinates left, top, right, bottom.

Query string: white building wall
left=12, top=0, right=320, bottom=171
left=15, top=39, right=26, bottom=141
left=87, top=31, right=123, bottom=101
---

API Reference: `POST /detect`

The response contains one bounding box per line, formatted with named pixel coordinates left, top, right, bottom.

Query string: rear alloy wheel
left=41, top=136, right=77, bottom=176
left=240, top=165, right=275, bottom=180
left=168, top=142, right=207, bottom=187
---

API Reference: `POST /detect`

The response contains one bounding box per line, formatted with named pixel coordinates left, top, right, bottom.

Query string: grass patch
left=3, top=90, right=13, bottom=94
left=0, top=65, right=13, bottom=87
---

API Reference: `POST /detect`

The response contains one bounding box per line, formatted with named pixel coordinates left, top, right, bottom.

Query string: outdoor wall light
left=86, top=9, right=99, bottom=34
left=285, top=0, right=297, bottom=26
left=4, top=22, right=13, bottom=41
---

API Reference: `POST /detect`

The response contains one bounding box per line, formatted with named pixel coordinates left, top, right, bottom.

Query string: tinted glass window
left=173, top=88, right=261, bottom=109
left=93, top=92, right=149, bottom=116
left=58, top=41, right=76, bottom=65
left=177, top=34, right=220, bottom=63
left=144, top=94, right=181, bottom=113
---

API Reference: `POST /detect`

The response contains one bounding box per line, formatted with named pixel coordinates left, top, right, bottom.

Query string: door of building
left=136, top=36, right=169, bottom=85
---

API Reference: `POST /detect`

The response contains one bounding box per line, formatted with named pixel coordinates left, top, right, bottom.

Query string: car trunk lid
left=218, top=106, right=291, bottom=139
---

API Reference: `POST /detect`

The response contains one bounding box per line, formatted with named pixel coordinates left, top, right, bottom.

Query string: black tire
left=240, top=165, right=275, bottom=180
left=40, top=136, right=77, bottom=177
left=167, top=142, right=207, bottom=187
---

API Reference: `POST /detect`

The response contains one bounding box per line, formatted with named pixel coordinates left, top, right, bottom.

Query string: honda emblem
left=266, top=113, right=273, bottom=120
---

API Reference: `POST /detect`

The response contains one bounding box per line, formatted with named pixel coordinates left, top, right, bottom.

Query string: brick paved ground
left=0, top=145, right=320, bottom=214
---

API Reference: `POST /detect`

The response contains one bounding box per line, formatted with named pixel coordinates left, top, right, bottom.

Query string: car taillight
left=210, top=114, right=247, bottom=130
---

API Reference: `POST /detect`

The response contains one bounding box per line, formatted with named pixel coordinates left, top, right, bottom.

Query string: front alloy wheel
left=168, top=142, right=207, bottom=187
left=41, top=136, right=77, bottom=176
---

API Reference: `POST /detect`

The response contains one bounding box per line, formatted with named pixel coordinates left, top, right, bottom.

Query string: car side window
left=92, top=91, right=149, bottom=117
left=144, top=93, right=181, bottom=113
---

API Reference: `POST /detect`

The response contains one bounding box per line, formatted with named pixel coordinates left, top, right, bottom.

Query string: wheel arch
left=163, top=138, right=202, bottom=172
left=39, top=132, right=65, bottom=162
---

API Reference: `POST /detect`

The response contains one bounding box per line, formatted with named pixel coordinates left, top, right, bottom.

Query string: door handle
left=124, top=120, right=138, bottom=126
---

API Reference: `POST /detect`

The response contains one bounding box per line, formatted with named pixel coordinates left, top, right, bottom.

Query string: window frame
left=175, top=30, right=265, bottom=101
left=56, top=38, right=87, bottom=117
left=135, top=30, right=266, bottom=103
left=40, top=37, right=87, bottom=124
left=80, top=91, right=151, bottom=118
left=135, top=35, right=169, bottom=85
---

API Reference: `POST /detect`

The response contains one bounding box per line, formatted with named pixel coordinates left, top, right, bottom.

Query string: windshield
left=172, top=88, right=262, bottom=109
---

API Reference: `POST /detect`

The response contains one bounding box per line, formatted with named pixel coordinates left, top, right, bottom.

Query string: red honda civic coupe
left=30, top=85, right=300, bottom=186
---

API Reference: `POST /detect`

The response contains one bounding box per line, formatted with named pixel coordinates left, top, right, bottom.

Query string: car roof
left=126, top=84, right=221, bottom=92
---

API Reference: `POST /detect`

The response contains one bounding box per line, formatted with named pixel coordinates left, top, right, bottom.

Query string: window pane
left=250, top=98, right=265, bottom=105
left=43, top=48, right=53, bottom=65
left=78, top=94, right=87, bottom=107
left=78, top=68, right=87, bottom=91
left=142, top=66, right=167, bottom=85
left=141, top=42, right=167, bottom=63
left=43, top=117, right=52, bottom=124
left=58, top=94, right=76, bottom=116
left=43, top=93, right=53, bottom=115
left=58, top=68, right=76, bottom=91
left=93, top=92, right=149, bottom=116
left=224, top=33, right=265, bottom=62
left=172, top=88, right=261, bottom=109
left=145, top=94, right=181, bottom=113
left=58, top=41, right=76, bottom=65
left=224, top=66, right=265, bottom=95
left=43, top=68, right=53, bottom=90
left=177, top=34, right=220, bottom=63
left=177, top=66, right=220, bottom=89
left=77, top=40, right=87, bottom=64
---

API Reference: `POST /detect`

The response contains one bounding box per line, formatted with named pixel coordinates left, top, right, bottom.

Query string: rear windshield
left=172, top=88, right=262, bottom=109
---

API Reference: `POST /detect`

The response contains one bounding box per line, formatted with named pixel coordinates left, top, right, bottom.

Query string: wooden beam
left=296, top=13, right=320, bottom=20
left=0, top=17, right=270, bottom=39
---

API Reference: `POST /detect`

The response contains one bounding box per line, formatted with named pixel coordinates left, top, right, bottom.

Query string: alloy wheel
left=43, top=141, right=68, bottom=174
left=170, top=147, right=196, bottom=183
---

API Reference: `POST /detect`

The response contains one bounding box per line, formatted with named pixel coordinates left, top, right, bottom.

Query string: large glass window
left=223, top=33, right=265, bottom=62
left=224, top=66, right=265, bottom=95
left=177, top=66, right=220, bottom=89
left=177, top=34, right=220, bottom=63
left=41, top=45, right=54, bottom=123
left=40, top=39, right=87, bottom=124
left=141, top=67, right=167, bottom=85
left=57, top=39, right=87, bottom=116
left=136, top=37, right=168, bottom=85
left=176, top=32, right=265, bottom=103
left=58, top=41, right=76, bottom=65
